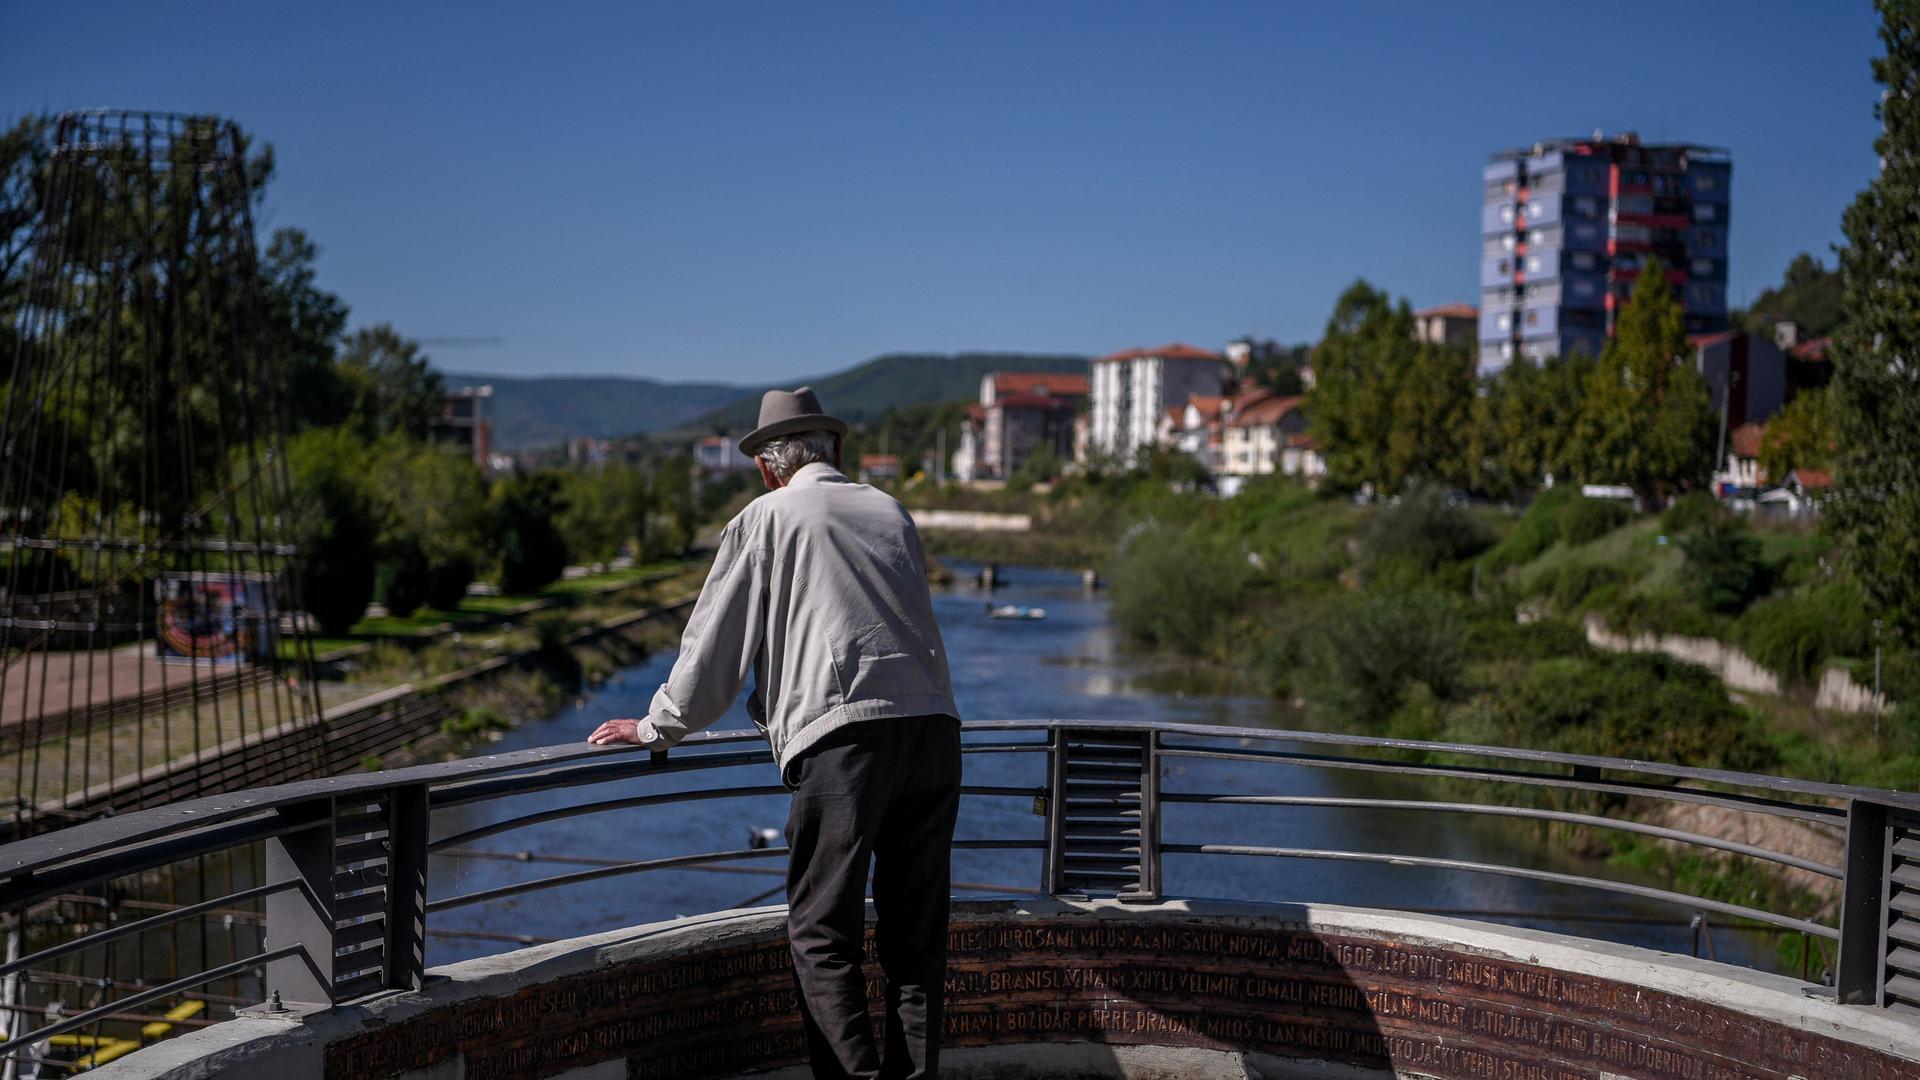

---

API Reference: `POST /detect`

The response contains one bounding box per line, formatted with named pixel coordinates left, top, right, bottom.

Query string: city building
left=1414, top=304, right=1479, bottom=348
left=1087, top=344, right=1231, bottom=461
left=434, top=384, right=494, bottom=468
left=1693, top=331, right=1786, bottom=431
left=952, top=370, right=1088, bottom=482
left=1479, top=133, right=1731, bottom=376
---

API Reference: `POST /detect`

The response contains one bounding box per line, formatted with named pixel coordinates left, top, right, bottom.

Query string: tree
left=338, top=325, right=445, bottom=441
left=1563, top=260, right=1716, bottom=505
left=1758, top=387, right=1837, bottom=482
left=286, top=428, right=379, bottom=635
left=1828, top=0, right=1920, bottom=638
left=1738, top=252, right=1845, bottom=339
left=1469, top=352, right=1592, bottom=498
left=1307, top=281, right=1474, bottom=493
left=492, top=471, right=571, bottom=594
left=370, top=438, right=493, bottom=612
left=557, top=464, right=652, bottom=566
left=259, top=228, right=351, bottom=431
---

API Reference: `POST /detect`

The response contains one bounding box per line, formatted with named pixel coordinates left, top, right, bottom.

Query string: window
left=1502, top=234, right=1516, bottom=252
left=1696, top=174, right=1718, bottom=192
left=1500, top=342, right=1514, bottom=360
left=1500, top=204, right=1515, bottom=224
left=1527, top=255, right=1544, bottom=273
left=1496, top=258, right=1510, bottom=274
left=1529, top=228, right=1544, bottom=246
left=1572, top=222, right=1599, bottom=243
left=1691, top=258, right=1714, bottom=277
left=1496, top=313, right=1511, bottom=332
left=1571, top=251, right=1597, bottom=271
left=1694, top=203, right=1717, bottom=221
left=1572, top=196, right=1598, bottom=219
left=1694, top=229, right=1718, bottom=250
left=1524, top=309, right=1540, bottom=327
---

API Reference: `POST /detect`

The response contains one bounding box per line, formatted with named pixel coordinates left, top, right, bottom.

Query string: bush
left=1360, top=484, right=1493, bottom=574
left=1478, top=652, right=1776, bottom=774
left=1107, top=525, right=1253, bottom=656
left=1484, top=487, right=1579, bottom=569
left=1301, top=587, right=1468, bottom=727
left=1660, top=490, right=1725, bottom=534
left=1739, top=582, right=1873, bottom=684
left=375, top=541, right=430, bottom=618
left=287, top=429, right=378, bottom=636
left=1682, top=523, right=1773, bottom=614
left=1544, top=559, right=1627, bottom=612
left=493, top=472, right=571, bottom=593
left=425, top=558, right=476, bottom=611
left=1559, top=498, right=1632, bottom=546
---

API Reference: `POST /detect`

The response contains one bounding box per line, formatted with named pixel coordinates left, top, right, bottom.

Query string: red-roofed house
left=1221, top=394, right=1306, bottom=480
left=1717, top=421, right=1766, bottom=491
left=952, top=370, right=1089, bottom=482
left=858, top=454, right=901, bottom=485
left=1088, top=344, right=1231, bottom=460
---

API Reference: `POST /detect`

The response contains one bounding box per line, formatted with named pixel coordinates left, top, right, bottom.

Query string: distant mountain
left=443, top=372, right=749, bottom=450
left=695, top=352, right=1089, bottom=434
left=450, top=352, right=1088, bottom=451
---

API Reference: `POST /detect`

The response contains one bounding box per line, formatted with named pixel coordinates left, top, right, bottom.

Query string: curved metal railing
left=0, top=719, right=1915, bottom=1063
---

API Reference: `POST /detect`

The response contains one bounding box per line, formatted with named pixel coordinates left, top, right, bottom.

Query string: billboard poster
left=155, top=572, right=280, bottom=665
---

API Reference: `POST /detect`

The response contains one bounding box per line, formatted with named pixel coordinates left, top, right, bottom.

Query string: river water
left=426, top=561, right=1787, bottom=974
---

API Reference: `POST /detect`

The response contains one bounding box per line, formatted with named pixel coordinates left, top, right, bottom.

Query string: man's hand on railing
left=587, top=719, right=650, bottom=746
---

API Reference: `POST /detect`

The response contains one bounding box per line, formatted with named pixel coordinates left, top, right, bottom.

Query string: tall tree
left=259, top=228, right=351, bottom=430
left=1563, top=260, right=1716, bottom=505
left=337, top=324, right=445, bottom=441
left=1469, top=352, right=1592, bottom=499
left=1758, top=387, right=1837, bottom=482
left=1829, top=0, right=1920, bottom=637
left=1307, top=281, right=1473, bottom=493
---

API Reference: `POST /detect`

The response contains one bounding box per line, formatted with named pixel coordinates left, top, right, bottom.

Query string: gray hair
left=757, top=430, right=837, bottom=482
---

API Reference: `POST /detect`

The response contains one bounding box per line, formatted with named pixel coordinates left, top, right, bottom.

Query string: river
left=426, top=561, right=1788, bottom=974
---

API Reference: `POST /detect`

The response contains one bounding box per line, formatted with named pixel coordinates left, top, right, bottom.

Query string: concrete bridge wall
left=102, top=900, right=1920, bottom=1080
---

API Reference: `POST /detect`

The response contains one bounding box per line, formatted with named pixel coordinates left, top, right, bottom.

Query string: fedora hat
left=737, top=386, right=848, bottom=457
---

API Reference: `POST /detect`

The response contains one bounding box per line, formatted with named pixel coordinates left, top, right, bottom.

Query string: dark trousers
left=785, top=715, right=962, bottom=1080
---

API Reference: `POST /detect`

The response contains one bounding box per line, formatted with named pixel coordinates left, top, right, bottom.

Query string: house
left=1281, top=432, right=1327, bottom=483
left=1414, top=304, right=1479, bottom=348
left=953, top=371, right=1088, bottom=482
left=1756, top=468, right=1831, bottom=517
left=1087, top=344, right=1231, bottom=461
left=433, top=384, right=494, bottom=468
left=858, top=454, right=901, bottom=485
left=1716, top=422, right=1765, bottom=493
left=695, top=435, right=756, bottom=475
left=1220, top=393, right=1306, bottom=480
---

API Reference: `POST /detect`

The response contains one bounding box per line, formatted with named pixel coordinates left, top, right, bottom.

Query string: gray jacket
left=636, top=463, right=959, bottom=780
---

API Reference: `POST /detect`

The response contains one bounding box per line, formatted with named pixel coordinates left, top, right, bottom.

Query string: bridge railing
left=1, top=719, right=1916, bottom=1060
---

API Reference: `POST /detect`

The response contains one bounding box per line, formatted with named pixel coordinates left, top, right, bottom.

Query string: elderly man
left=589, top=387, right=961, bottom=1080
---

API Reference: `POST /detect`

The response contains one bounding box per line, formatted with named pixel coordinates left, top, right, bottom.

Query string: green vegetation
left=1829, top=0, right=1920, bottom=643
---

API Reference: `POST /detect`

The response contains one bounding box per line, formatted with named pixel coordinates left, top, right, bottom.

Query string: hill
left=695, top=352, right=1088, bottom=434
left=442, top=373, right=748, bottom=450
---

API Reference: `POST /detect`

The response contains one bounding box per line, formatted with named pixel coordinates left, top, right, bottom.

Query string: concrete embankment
left=1583, top=614, right=1894, bottom=715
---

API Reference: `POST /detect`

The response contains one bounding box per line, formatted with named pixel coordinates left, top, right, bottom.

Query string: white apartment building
left=1087, top=344, right=1230, bottom=462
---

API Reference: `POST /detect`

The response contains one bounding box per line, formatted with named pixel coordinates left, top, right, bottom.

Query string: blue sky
left=3, top=3, right=1888, bottom=383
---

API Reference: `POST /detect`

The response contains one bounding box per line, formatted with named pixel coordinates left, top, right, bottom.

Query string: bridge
left=0, top=719, right=1916, bottom=1078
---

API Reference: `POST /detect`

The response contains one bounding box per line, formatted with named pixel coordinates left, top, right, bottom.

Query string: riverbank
left=904, top=474, right=1915, bottom=965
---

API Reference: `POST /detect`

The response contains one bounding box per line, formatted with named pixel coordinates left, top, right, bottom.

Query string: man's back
left=638, top=461, right=958, bottom=779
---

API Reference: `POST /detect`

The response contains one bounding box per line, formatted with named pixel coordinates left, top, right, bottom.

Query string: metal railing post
left=263, top=798, right=335, bottom=1006
left=1836, top=798, right=1890, bottom=1005
left=383, top=784, right=429, bottom=994
left=1044, top=729, right=1068, bottom=896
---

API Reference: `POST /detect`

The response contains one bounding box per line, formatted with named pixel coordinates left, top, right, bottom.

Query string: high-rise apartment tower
left=1478, top=133, right=1730, bottom=377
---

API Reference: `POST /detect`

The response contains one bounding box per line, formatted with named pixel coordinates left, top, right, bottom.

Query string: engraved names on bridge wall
left=323, top=915, right=1920, bottom=1080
